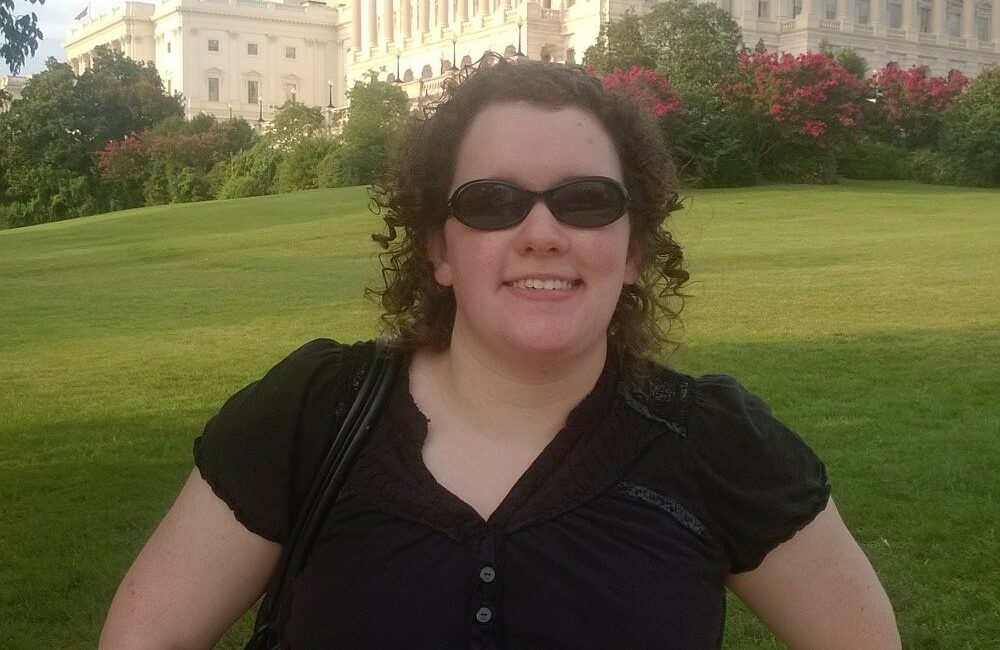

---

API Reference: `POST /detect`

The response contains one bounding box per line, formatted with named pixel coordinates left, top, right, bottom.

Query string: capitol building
left=62, top=0, right=999, bottom=122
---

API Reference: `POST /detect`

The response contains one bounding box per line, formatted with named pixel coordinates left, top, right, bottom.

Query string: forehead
left=450, top=101, right=623, bottom=191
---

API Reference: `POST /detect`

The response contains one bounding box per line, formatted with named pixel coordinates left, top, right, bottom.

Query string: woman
left=100, top=56, right=900, bottom=648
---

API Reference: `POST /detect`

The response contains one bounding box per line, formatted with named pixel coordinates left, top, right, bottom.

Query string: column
left=369, top=0, right=378, bottom=45
left=961, top=0, right=975, bottom=36
left=353, top=0, right=362, bottom=49
left=871, top=0, right=882, bottom=24
left=902, top=0, right=914, bottom=31
left=479, top=0, right=490, bottom=16
left=803, top=0, right=816, bottom=19
left=993, top=0, right=1000, bottom=43
left=437, top=0, right=450, bottom=27
left=419, top=0, right=430, bottom=32
left=402, top=0, right=412, bottom=37
left=458, top=0, right=468, bottom=21
left=384, top=0, right=395, bottom=41
left=837, top=0, right=849, bottom=21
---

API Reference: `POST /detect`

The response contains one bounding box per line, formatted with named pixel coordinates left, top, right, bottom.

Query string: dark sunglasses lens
left=549, top=180, right=626, bottom=227
left=453, top=183, right=532, bottom=229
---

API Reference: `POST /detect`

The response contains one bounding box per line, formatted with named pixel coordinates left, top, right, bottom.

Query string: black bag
left=244, top=338, right=400, bottom=649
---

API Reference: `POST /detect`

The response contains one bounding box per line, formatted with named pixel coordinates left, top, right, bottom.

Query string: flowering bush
left=599, top=65, right=683, bottom=118
left=869, top=64, right=969, bottom=147
left=721, top=51, right=866, bottom=181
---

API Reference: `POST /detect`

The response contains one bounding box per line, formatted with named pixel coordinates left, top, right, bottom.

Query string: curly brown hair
left=368, top=54, right=688, bottom=380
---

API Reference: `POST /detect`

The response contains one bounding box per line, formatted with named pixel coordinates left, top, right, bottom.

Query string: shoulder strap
left=246, top=337, right=400, bottom=648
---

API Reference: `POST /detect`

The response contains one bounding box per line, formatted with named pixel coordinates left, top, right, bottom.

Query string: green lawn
left=1, top=181, right=997, bottom=648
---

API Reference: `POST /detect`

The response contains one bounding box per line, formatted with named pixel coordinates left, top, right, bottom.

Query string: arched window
left=975, top=1, right=992, bottom=41
left=403, top=68, right=414, bottom=82
left=888, top=0, right=903, bottom=27
left=947, top=0, right=963, bottom=36
left=823, top=0, right=838, bottom=19
left=918, top=0, right=933, bottom=32
left=421, top=64, right=433, bottom=78
left=856, top=0, right=871, bottom=24
left=387, top=73, right=396, bottom=83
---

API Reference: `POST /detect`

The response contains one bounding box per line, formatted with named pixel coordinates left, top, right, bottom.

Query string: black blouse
left=195, top=340, right=830, bottom=649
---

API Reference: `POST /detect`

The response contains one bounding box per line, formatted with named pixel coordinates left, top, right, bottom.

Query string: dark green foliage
left=1, top=0, right=44, bottom=75
left=583, top=1, right=746, bottom=188
left=818, top=40, right=870, bottom=81
left=837, top=136, right=911, bottom=180
left=274, top=138, right=339, bottom=193
left=0, top=51, right=181, bottom=226
left=582, top=12, right=657, bottom=72
left=333, top=76, right=410, bottom=186
left=937, top=67, right=1000, bottom=186
left=215, top=142, right=283, bottom=199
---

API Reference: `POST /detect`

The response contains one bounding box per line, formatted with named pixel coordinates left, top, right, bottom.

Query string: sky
left=2, top=0, right=117, bottom=76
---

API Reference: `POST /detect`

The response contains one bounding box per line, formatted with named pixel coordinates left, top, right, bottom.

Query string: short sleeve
left=193, top=339, right=371, bottom=542
left=687, top=375, right=831, bottom=573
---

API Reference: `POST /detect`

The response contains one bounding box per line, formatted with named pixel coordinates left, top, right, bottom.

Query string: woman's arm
left=726, top=498, right=900, bottom=650
left=100, top=469, right=282, bottom=650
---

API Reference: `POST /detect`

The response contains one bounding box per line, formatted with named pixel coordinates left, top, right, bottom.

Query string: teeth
left=512, top=278, right=574, bottom=290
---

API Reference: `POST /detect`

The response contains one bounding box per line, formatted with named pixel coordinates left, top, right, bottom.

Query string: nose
left=513, top=198, right=570, bottom=255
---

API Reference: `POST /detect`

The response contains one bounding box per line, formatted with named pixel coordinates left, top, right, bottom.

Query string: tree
left=1, top=0, right=44, bottom=75
left=265, top=101, right=326, bottom=151
left=818, top=40, right=869, bottom=80
left=333, top=75, right=409, bottom=186
left=938, top=66, right=1000, bottom=186
left=582, top=12, right=657, bottom=73
left=75, top=46, right=184, bottom=146
left=722, top=51, right=866, bottom=182
left=868, top=63, right=969, bottom=149
left=0, top=53, right=183, bottom=225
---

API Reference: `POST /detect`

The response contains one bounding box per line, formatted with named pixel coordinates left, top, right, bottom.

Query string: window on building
left=247, top=80, right=259, bottom=106
left=247, top=43, right=259, bottom=56
left=208, top=39, right=219, bottom=52
left=947, top=0, right=963, bottom=36
left=757, top=0, right=769, bottom=18
left=919, top=0, right=933, bottom=31
left=208, top=77, right=220, bottom=102
left=792, top=0, right=802, bottom=17
left=285, top=83, right=297, bottom=102
left=824, top=0, right=838, bottom=18
left=976, top=2, right=991, bottom=41
left=888, top=0, right=903, bottom=27
left=167, top=42, right=172, bottom=53
left=856, top=0, right=870, bottom=24
left=285, top=46, right=296, bottom=59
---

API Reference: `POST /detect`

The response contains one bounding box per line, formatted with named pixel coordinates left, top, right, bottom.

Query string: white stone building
left=63, top=0, right=998, bottom=123
left=1, top=75, right=30, bottom=112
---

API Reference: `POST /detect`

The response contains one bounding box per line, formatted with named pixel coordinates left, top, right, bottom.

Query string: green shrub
left=216, top=143, right=283, bottom=199
left=274, top=138, right=338, bottom=193
left=837, top=136, right=911, bottom=180
left=938, top=66, right=1000, bottom=187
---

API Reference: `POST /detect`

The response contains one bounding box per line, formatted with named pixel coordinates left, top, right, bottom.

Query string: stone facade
left=63, top=0, right=999, bottom=122
left=1, top=75, right=29, bottom=112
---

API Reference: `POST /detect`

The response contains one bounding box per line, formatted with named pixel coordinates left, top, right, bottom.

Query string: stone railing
left=853, top=23, right=874, bottom=36
left=980, top=41, right=997, bottom=52
left=779, top=18, right=799, bottom=33
left=540, top=8, right=563, bottom=19
left=886, top=27, right=907, bottom=40
left=819, top=19, right=842, bottom=31
left=918, top=32, right=937, bottom=44
left=948, top=36, right=966, bottom=47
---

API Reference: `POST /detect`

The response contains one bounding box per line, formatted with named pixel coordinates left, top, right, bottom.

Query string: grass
left=1, top=181, right=998, bottom=648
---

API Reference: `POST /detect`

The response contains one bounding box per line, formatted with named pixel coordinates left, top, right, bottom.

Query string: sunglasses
left=447, top=176, right=630, bottom=230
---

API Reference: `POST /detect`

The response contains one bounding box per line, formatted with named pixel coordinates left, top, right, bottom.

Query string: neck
left=415, top=329, right=609, bottom=445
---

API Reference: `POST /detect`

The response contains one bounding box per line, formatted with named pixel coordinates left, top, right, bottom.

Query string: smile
left=508, top=278, right=577, bottom=290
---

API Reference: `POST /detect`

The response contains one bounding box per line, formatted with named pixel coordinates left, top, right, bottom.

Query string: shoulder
left=622, top=367, right=831, bottom=572
left=193, top=338, right=380, bottom=541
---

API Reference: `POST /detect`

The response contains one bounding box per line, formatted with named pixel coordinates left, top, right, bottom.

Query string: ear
left=426, top=228, right=454, bottom=287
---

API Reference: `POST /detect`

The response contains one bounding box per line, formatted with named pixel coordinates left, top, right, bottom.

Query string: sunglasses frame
left=447, top=176, right=631, bottom=231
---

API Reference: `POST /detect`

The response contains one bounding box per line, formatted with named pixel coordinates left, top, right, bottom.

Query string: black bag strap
left=246, top=337, right=400, bottom=649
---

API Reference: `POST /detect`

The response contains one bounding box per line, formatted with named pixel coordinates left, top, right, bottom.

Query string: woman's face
left=428, top=101, right=638, bottom=363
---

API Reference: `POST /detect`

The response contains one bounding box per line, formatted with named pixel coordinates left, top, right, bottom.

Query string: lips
left=507, top=278, right=578, bottom=290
